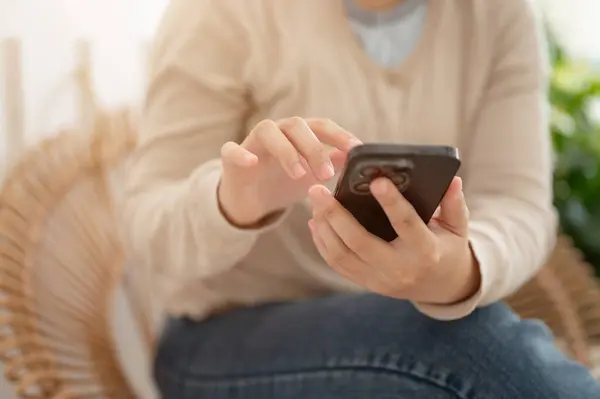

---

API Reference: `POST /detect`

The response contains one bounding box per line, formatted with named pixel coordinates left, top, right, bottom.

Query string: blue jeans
left=154, top=293, right=599, bottom=398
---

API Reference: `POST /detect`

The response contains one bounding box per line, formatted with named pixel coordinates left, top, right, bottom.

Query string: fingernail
left=455, top=176, right=463, bottom=191
left=309, top=185, right=330, bottom=201
left=370, top=179, right=388, bottom=195
left=292, top=162, right=307, bottom=179
left=319, top=163, right=335, bottom=180
left=244, top=153, right=258, bottom=165
left=349, top=138, right=363, bottom=148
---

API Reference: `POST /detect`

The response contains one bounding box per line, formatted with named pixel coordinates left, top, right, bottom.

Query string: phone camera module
left=360, top=166, right=381, bottom=178
left=391, top=171, right=411, bottom=192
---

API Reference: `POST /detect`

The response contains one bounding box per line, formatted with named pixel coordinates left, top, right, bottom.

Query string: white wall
left=0, top=0, right=167, bottom=165
left=542, top=0, right=600, bottom=60
left=0, top=0, right=598, bottom=398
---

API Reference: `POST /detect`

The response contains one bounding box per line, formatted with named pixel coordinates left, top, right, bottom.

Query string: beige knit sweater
left=123, top=0, right=556, bottom=327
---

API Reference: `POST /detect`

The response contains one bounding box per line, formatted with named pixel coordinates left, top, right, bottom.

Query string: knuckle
left=389, top=269, right=414, bottom=288
left=328, top=246, right=350, bottom=268
left=220, top=141, right=234, bottom=157
left=416, top=246, right=441, bottom=275
left=288, top=116, right=306, bottom=127
left=319, top=203, right=338, bottom=220
left=345, top=233, right=367, bottom=254
left=255, top=118, right=277, bottom=130
left=391, top=211, right=416, bottom=230
left=410, top=270, right=427, bottom=287
left=254, top=119, right=278, bottom=135
left=404, top=212, right=420, bottom=227
left=315, top=118, right=334, bottom=129
left=401, top=275, right=419, bottom=288
left=220, top=142, right=243, bottom=164
left=306, top=118, right=325, bottom=129
left=423, top=249, right=441, bottom=266
left=308, top=142, right=327, bottom=159
left=396, top=266, right=420, bottom=286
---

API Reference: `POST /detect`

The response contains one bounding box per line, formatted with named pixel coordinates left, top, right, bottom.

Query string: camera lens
left=382, top=165, right=407, bottom=175
left=353, top=181, right=371, bottom=194
left=391, top=172, right=410, bottom=192
left=360, top=166, right=380, bottom=178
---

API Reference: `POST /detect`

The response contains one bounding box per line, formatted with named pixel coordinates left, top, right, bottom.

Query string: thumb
left=437, top=177, right=469, bottom=236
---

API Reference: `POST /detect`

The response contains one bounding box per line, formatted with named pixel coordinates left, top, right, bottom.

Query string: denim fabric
left=154, top=293, right=599, bottom=398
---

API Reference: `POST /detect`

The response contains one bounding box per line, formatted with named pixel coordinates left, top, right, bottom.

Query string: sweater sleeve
left=122, top=0, right=279, bottom=285
left=416, top=0, right=557, bottom=320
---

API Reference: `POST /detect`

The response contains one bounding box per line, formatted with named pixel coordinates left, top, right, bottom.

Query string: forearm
left=123, top=0, right=263, bottom=285
left=469, top=193, right=557, bottom=301
left=122, top=160, right=267, bottom=283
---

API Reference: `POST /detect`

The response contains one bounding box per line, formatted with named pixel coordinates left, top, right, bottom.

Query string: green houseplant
left=549, top=33, right=600, bottom=275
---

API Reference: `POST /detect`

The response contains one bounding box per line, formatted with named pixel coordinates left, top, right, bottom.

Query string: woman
left=123, top=0, right=600, bottom=397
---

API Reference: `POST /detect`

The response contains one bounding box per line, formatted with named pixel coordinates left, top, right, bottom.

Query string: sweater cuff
left=191, top=167, right=292, bottom=250
left=413, top=222, right=496, bottom=320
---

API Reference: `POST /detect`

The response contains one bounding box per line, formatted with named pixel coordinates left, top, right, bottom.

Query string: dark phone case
left=334, top=144, right=461, bottom=242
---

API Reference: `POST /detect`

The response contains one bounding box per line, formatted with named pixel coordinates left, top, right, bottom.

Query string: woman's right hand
left=218, top=117, right=361, bottom=227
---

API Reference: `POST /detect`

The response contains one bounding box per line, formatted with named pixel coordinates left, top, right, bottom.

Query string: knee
left=342, top=295, right=599, bottom=399
left=328, top=293, right=530, bottom=359
left=340, top=292, right=524, bottom=340
left=426, top=301, right=596, bottom=398
left=353, top=294, right=594, bottom=398
left=355, top=293, right=546, bottom=365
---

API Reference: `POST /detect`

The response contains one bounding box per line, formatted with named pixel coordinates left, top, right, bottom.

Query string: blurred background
left=0, top=0, right=599, bottom=397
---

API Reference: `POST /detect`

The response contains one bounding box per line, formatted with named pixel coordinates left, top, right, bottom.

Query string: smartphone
left=333, top=144, right=461, bottom=242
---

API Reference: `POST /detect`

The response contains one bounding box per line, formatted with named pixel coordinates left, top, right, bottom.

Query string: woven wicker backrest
left=0, top=111, right=137, bottom=398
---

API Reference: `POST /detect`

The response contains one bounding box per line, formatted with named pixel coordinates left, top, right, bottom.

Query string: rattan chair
left=0, top=112, right=599, bottom=398
left=507, top=236, right=600, bottom=369
left=0, top=111, right=144, bottom=398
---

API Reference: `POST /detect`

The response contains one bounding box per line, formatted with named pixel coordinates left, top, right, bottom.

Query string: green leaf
left=548, top=30, right=600, bottom=276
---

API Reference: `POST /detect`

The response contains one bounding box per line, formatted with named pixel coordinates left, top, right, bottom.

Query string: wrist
left=419, top=243, right=481, bottom=306
left=447, top=243, right=481, bottom=304
left=217, top=183, right=260, bottom=227
left=217, top=179, right=284, bottom=229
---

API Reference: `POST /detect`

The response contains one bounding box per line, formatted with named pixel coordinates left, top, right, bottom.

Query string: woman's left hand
left=308, top=176, right=481, bottom=305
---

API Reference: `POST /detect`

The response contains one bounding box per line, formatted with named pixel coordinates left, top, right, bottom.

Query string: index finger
left=303, top=118, right=362, bottom=152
